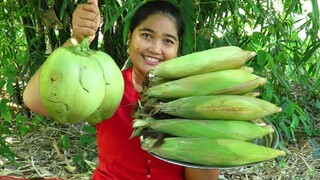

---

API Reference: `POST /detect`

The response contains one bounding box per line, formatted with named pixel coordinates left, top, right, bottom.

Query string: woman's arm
left=23, top=1, right=100, bottom=115
left=23, top=66, right=48, bottom=116
left=185, top=168, right=221, bottom=180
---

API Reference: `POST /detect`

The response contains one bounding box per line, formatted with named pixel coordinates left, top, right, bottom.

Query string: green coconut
left=39, top=37, right=124, bottom=124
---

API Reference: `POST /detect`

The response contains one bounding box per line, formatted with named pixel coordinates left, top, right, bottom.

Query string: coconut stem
left=80, top=36, right=90, bottom=52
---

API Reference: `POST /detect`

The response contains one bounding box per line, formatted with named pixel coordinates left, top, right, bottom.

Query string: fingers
left=72, top=3, right=100, bottom=43
left=88, top=0, right=98, bottom=6
left=82, top=2, right=100, bottom=16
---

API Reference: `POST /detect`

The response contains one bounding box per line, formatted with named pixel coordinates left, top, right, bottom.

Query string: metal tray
left=142, top=118, right=280, bottom=169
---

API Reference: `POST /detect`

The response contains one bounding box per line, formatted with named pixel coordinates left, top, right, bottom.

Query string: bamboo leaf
left=293, top=41, right=320, bottom=73
left=284, top=0, right=300, bottom=19
left=59, top=0, right=68, bottom=20
left=244, top=0, right=265, bottom=18
left=311, top=0, right=319, bottom=37
left=257, top=50, right=267, bottom=67
left=122, top=0, right=143, bottom=44
left=103, top=2, right=132, bottom=34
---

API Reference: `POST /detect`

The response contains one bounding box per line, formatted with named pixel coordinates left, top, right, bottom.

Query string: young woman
left=23, top=0, right=221, bottom=179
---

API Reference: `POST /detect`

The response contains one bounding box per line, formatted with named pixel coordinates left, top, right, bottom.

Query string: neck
left=132, top=70, right=143, bottom=92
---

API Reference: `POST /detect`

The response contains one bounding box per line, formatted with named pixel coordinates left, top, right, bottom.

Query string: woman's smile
left=143, top=55, right=162, bottom=64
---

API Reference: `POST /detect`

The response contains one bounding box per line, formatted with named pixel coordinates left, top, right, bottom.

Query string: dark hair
left=129, top=0, right=185, bottom=41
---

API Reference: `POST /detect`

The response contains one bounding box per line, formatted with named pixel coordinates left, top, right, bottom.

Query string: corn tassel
left=133, top=118, right=274, bottom=140
left=154, top=95, right=282, bottom=120
left=149, top=46, right=256, bottom=79
left=144, top=69, right=267, bottom=99
left=141, top=137, right=286, bottom=166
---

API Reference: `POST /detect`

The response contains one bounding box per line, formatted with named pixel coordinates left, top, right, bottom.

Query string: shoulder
left=121, top=67, right=133, bottom=77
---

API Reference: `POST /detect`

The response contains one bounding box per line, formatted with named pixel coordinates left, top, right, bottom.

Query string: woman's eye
left=164, top=39, right=174, bottom=45
left=142, top=33, right=151, bottom=38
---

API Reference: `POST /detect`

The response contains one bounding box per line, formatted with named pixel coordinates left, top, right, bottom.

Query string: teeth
left=145, top=56, right=160, bottom=63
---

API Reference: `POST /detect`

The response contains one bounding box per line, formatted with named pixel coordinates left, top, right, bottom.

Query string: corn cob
left=144, top=69, right=267, bottom=99
left=153, top=95, right=282, bottom=120
left=141, top=137, right=286, bottom=166
left=148, top=46, right=256, bottom=79
left=133, top=118, right=274, bottom=140
left=243, top=92, right=261, bottom=97
left=238, top=66, right=254, bottom=73
left=144, top=66, right=255, bottom=89
left=142, top=75, right=167, bottom=89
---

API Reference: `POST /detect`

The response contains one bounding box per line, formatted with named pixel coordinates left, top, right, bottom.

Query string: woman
left=23, top=0, right=221, bottom=179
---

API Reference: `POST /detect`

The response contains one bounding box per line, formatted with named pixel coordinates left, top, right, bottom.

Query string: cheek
left=165, top=49, right=178, bottom=60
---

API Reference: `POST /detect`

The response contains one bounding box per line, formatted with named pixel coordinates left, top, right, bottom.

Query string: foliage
left=1, top=0, right=319, bottom=173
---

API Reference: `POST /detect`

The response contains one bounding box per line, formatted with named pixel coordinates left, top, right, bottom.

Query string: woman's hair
left=129, top=0, right=185, bottom=41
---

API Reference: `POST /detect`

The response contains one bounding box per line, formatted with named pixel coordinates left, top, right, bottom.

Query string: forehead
left=136, top=13, right=178, bottom=38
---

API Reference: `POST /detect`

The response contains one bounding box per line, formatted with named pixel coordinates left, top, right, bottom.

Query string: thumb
left=88, top=0, right=98, bottom=6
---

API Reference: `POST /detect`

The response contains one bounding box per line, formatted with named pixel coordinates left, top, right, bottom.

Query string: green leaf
left=0, top=100, right=12, bottom=123
left=252, top=32, right=261, bottom=45
left=263, top=82, right=273, bottom=101
left=257, top=50, right=267, bottom=67
left=300, top=116, right=313, bottom=136
left=316, top=100, right=320, bottom=109
left=5, top=78, right=14, bottom=95
left=19, top=125, right=29, bottom=136
left=103, top=2, right=132, bottom=34
left=0, top=79, right=6, bottom=89
left=310, top=137, right=320, bottom=159
left=196, top=34, right=210, bottom=51
left=290, top=113, right=299, bottom=129
left=15, top=113, right=28, bottom=124
left=245, top=0, right=265, bottom=18
left=79, top=135, right=94, bottom=147
left=279, top=120, right=291, bottom=140
left=284, top=0, right=300, bottom=19
left=60, top=135, right=70, bottom=150
left=0, top=137, right=18, bottom=165
left=294, top=41, right=320, bottom=73
left=311, top=0, right=319, bottom=38
left=122, top=0, right=143, bottom=44
left=284, top=100, right=295, bottom=118
left=59, top=0, right=68, bottom=21
left=82, top=125, right=96, bottom=135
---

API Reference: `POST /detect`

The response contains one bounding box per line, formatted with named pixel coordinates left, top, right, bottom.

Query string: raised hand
left=72, top=0, right=100, bottom=43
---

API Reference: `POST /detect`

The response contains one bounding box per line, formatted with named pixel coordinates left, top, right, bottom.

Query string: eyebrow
left=139, top=28, right=178, bottom=42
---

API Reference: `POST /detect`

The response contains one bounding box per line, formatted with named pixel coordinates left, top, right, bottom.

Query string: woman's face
left=128, top=13, right=179, bottom=79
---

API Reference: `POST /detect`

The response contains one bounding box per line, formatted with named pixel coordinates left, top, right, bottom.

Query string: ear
left=127, top=32, right=132, bottom=45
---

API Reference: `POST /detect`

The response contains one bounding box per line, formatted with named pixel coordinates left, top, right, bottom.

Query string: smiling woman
left=22, top=0, right=220, bottom=180
left=128, top=13, right=180, bottom=92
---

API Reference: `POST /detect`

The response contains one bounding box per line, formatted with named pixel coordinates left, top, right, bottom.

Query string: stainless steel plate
left=142, top=118, right=280, bottom=169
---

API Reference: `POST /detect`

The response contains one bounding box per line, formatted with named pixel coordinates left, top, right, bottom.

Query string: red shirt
left=93, top=68, right=184, bottom=180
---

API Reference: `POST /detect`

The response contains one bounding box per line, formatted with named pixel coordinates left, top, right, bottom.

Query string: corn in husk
left=133, top=118, right=274, bottom=141
left=134, top=46, right=284, bottom=168
left=141, top=137, right=286, bottom=167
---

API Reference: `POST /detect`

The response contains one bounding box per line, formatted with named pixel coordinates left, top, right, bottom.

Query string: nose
left=148, top=40, right=162, bottom=54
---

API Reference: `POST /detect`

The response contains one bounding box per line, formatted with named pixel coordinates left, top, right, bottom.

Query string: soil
left=1, top=121, right=319, bottom=180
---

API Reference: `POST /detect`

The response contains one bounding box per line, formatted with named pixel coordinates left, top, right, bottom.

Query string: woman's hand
left=72, top=0, right=100, bottom=43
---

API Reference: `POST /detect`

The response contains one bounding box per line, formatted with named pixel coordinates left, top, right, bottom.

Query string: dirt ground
left=1, top=122, right=319, bottom=180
